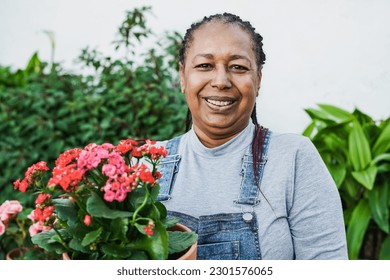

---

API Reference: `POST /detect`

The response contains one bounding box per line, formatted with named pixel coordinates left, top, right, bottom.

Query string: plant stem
left=131, top=184, right=149, bottom=224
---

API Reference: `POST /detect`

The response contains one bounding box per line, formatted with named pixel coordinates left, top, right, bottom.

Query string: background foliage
left=304, top=104, right=390, bottom=259
left=0, top=6, right=186, bottom=223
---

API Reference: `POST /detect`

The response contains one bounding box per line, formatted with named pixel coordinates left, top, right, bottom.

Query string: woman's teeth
left=205, top=99, right=235, bottom=107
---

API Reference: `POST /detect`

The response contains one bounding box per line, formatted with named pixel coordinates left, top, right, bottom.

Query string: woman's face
left=180, top=21, right=261, bottom=143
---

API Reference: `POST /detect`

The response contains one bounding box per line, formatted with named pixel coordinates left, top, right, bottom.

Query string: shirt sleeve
left=287, top=137, right=348, bottom=259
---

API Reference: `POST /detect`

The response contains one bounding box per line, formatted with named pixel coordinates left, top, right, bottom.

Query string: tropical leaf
left=351, top=166, right=378, bottom=190
left=305, top=108, right=336, bottom=123
left=302, top=121, right=316, bottom=138
left=379, top=235, right=390, bottom=260
left=373, top=120, right=390, bottom=157
left=368, top=182, right=389, bottom=233
left=349, top=121, right=371, bottom=171
left=371, top=153, right=390, bottom=166
left=317, top=104, right=354, bottom=123
left=327, top=164, right=347, bottom=188
left=347, top=200, right=371, bottom=259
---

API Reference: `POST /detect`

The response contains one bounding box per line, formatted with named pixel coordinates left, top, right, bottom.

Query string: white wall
left=1, top=0, right=389, bottom=134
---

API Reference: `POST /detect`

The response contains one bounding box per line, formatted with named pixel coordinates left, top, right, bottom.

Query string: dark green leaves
left=52, top=198, right=78, bottom=225
left=86, top=192, right=133, bottom=219
left=82, top=227, right=103, bottom=247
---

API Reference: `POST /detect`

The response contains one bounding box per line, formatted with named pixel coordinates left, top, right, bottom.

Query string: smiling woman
left=155, top=13, right=348, bottom=260
left=180, top=22, right=260, bottom=147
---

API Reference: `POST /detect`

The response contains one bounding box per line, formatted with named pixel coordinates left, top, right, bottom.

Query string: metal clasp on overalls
left=241, top=205, right=255, bottom=223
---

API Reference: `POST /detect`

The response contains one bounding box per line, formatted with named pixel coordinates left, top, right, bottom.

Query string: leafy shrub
left=303, top=104, right=390, bottom=259
left=0, top=6, right=186, bottom=206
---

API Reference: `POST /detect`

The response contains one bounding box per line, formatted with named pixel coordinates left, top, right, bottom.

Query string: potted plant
left=12, top=139, right=197, bottom=260
left=303, top=104, right=390, bottom=259
left=0, top=200, right=59, bottom=260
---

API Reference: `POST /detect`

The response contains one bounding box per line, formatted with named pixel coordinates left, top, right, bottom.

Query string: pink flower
left=29, top=222, right=51, bottom=236
left=0, top=200, right=23, bottom=221
left=84, top=215, right=91, bottom=226
left=114, top=189, right=127, bottom=202
left=0, top=220, right=6, bottom=235
left=103, top=190, right=116, bottom=202
left=102, top=164, right=117, bottom=177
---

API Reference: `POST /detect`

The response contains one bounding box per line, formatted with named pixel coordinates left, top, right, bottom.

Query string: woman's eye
left=230, top=65, right=249, bottom=72
left=195, top=63, right=212, bottom=69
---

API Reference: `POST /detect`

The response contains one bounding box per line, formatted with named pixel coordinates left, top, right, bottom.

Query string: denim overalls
left=157, top=130, right=271, bottom=260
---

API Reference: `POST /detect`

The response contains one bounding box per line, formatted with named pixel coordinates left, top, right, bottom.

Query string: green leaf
left=52, top=198, right=78, bottom=225
left=86, top=192, right=133, bottom=219
left=100, top=243, right=133, bottom=259
left=379, top=236, right=390, bottom=260
left=368, top=182, right=389, bottom=233
left=347, top=200, right=371, bottom=259
left=302, top=121, right=316, bottom=138
left=327, top=165, right=346, bottom=188
left=69, top=237, right=92, bottom=254
left=31, top=229, right=68, bottom=254
left=132, top=220, right=168, bottom=260
left=109, top=218, right=129, bottom=241
left=317, top=104, right=353, bottom=123
left=378, top=163, right=390, bottom=173
left=127, top=251, right=148, bottom=260
left=150, top=184, right=160, bottom=200
left=371, top=153, right=390, bottom=166
left=373, top=120, right=390, bottom=157
left=163, top=217, right=180, bottom=228
left=349, top=121, right=372, bottom=171
left=81, top=227, right=103, bottom=246
left=168, top=230, right=198, bottom=255
left=24, top=52, right=43, bottom=75
left=305, top=108, right=335, bottom=122
left=351, top=166, right=378, bottom=190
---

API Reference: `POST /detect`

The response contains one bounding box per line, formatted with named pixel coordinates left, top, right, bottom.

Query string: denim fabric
left=157, top=131, right=271, bottom=260
left=157, top=137, right=181, bottom=202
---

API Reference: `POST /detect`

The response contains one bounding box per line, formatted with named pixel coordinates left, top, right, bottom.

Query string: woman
left=157, top=13, right=348, bottom=260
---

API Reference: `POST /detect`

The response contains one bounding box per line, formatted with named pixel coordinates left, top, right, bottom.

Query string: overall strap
left=165, top=136, right=181, bottom=155
left=235, top=128, right=271, bottom=206
left=157, top=136, right=182, bottom=201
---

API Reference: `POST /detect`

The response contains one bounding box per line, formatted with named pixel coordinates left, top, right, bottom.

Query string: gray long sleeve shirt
left=159, top=123, right=348, bottom=259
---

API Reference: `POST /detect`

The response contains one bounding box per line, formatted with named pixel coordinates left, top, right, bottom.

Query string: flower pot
left=6, top=246, right=52, bottom=260
left=169, top=223, right=197, bottom=260
left=6, top=247, right=28, bottom=260
left=62, top=223, right=197, bottom=260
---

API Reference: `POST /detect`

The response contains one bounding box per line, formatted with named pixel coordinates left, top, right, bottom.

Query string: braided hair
left=180, top=13, right=268, bottom=188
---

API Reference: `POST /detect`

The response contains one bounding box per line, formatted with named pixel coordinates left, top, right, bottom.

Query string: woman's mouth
left=205, top=98, right=236, bottom=107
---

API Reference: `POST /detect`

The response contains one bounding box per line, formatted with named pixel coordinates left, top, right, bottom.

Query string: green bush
left=303, top=104, right=390, bottom=259
left=0, top=6, right=186, bottom=205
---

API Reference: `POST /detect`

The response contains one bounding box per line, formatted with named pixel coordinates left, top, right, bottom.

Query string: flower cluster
left=11, top=139, right=196, bottom=260
left=0, top=201, right=23, bottom=236
left=13, top=162, right=49, bottom=193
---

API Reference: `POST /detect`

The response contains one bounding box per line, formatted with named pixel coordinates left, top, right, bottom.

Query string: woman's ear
left=179, top=62, right=185, bottom=93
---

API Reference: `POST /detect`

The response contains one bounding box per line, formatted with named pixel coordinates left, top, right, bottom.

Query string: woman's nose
left=210, top=67, right=232, bottom=89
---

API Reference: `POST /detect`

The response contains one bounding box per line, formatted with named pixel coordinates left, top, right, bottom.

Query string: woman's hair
left=181, top=13, right=268, bottom=190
